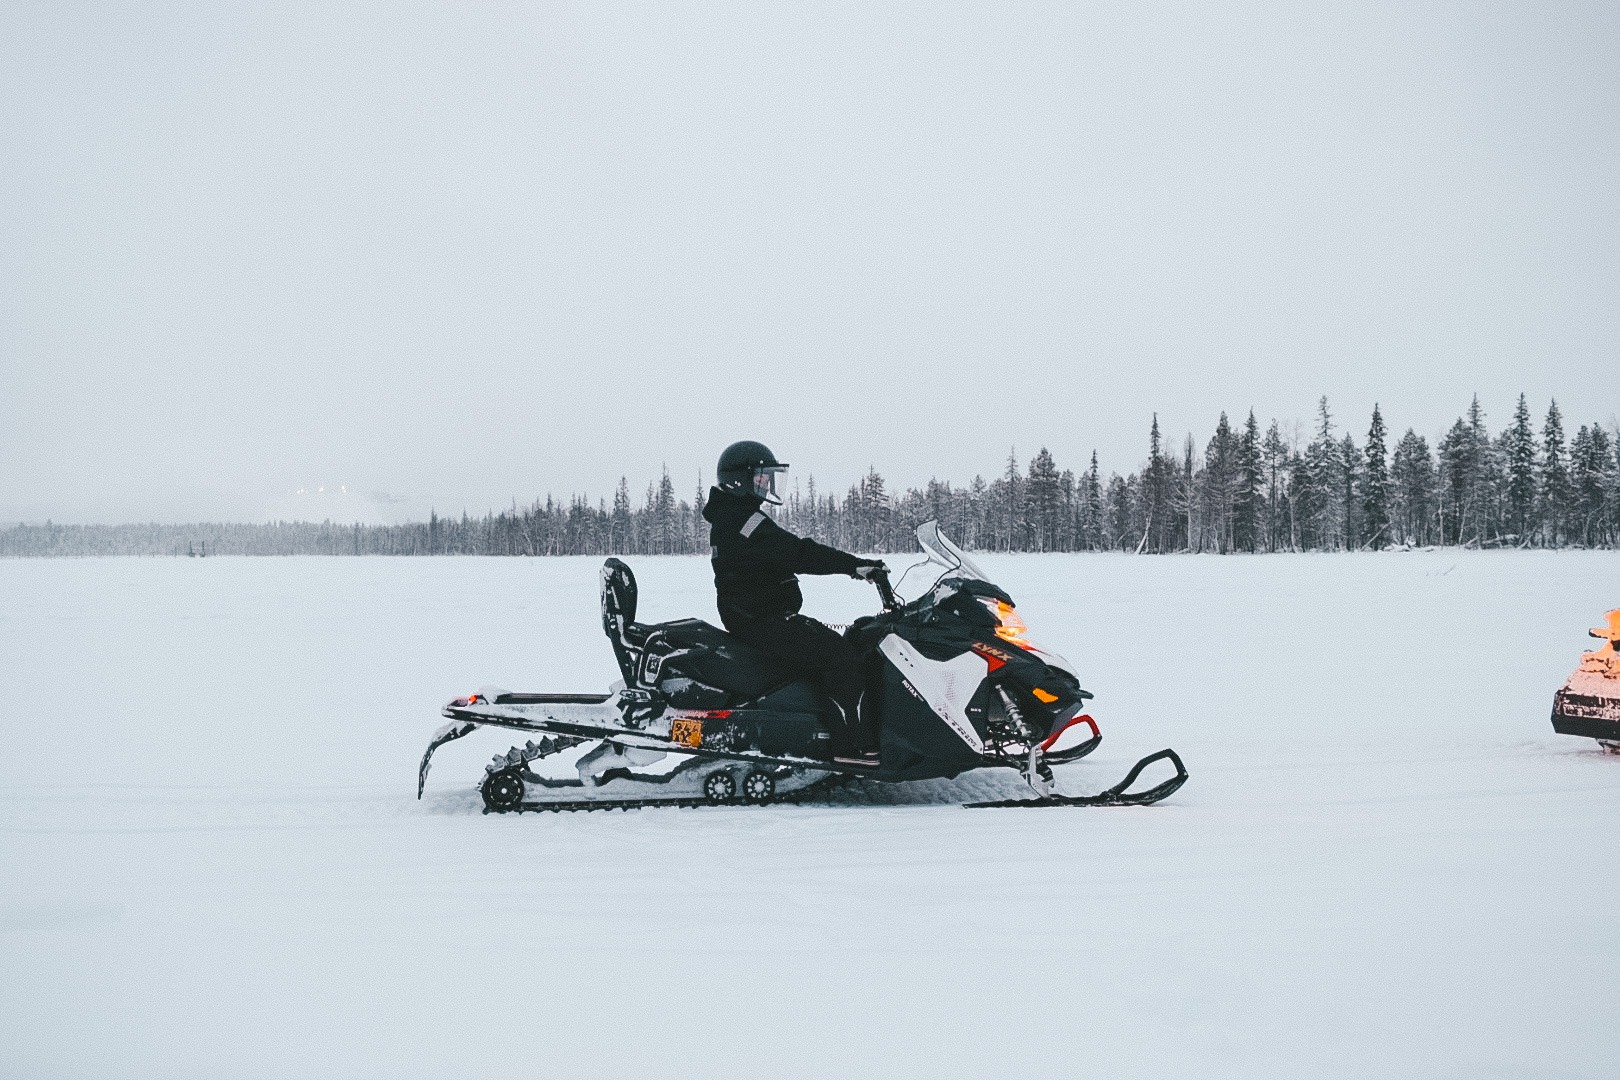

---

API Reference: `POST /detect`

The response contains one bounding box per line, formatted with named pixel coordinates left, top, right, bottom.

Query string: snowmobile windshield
left=893, top=520, right=999, bottom=604
left=916, top=521, right=993, bottom=583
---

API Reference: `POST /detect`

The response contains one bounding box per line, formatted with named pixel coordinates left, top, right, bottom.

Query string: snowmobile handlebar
left=869, top=567, right=898, bottom=612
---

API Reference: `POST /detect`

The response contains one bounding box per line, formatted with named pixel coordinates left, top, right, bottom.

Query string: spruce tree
left=1026, top=448, right=1062, bottom=552
left=1438, top=418, right=1471, bottom=545
left=1480, top=401, right=1509, bottom=543
left=1504, top=394, right=1537, bottom=543
left=1608, top=428, right=1620, bottom=547
left=1362, top=405, right=1390, bottom=549
left=967, top=474, right=988, bottom=550
left=1463, top=395, right=1493, bottom=544
left=611, top=478, right=631, bottom=553
left=1262, top=420, right=1289, bottom=551
left=1304, top=397, right=1343, bottom=549
left=1540, top=400, right=1570, bottom=545
left=1234, top=410, right=1262, bottom=552
left=654, top=466, right=676, bottom=553
left=1143, top=416, right=1167, bottom=553
left=1340, top=432, right=1360, bottom=549
left=860, top=468, right=890, bottom=551
left=1570, top=425, right=1611, bottom=546
left=1202, top=412, right=1236, bottom=552
left=1177, top=435, right=1195, bottom=552
left=1105, top=473, right=1130, bottom=550
left=1000, top=450, right=1022, bottom=552
left=1059, top=468, right=1077, bottom=551
left=1082, top=452, right=1103, bottom=550
left=693, top=475, right=708, bottom=549
left=1593, top=425, right=1617, bottom=547
left=1286, top=449, right=1311, bottom=550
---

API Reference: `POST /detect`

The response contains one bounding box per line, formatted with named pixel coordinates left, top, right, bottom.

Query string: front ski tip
left=419, top=719, right=480, bottom=798
left=965, top=748, right=1188, bottom=809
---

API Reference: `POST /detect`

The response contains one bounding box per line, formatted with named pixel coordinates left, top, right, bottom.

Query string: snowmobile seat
left=599, top=558, right=802, bottom=701
left=636, top=618, right=801, bottom=701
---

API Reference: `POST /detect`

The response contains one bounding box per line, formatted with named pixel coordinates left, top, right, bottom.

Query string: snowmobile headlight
left=981, top=598, right=1032, bottom=648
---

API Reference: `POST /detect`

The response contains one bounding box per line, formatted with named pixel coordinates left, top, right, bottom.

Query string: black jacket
left=703, top=487, right=862, bottom=621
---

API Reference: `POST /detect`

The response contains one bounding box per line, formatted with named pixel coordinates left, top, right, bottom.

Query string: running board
left=965, top=749, right=1187, bottom=808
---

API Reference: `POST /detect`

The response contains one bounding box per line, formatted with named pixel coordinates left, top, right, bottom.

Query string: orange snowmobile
left=1551, top=609, right=1620, bottom=752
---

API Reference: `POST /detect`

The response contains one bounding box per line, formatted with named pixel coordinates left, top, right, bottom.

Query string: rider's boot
left=830, top=690, right=880, bottom=760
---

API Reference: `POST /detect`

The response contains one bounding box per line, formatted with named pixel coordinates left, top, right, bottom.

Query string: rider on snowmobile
left=702, top=440, right=886, bottom=756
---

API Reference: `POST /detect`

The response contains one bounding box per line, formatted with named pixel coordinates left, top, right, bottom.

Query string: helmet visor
left=753, top=466, right=787, bottom=502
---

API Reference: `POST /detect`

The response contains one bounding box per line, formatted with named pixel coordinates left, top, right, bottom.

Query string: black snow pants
left=719, top=607, right=875, bottom=753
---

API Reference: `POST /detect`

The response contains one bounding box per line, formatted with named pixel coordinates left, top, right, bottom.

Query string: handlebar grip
left=871, top=567, right=898, bottom=611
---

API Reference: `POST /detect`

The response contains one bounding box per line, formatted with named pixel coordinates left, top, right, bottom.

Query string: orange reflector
left=1032, top=688, right=1059, bottom=704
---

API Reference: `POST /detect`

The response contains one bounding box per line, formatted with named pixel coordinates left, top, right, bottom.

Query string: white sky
left=3, top=1, right=1617, bottom=524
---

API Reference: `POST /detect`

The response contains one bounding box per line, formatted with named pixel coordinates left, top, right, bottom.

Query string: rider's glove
left=853, top=560, right=887, bottom=581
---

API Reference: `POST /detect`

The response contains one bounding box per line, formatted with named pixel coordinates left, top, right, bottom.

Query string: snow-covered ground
left=2, top=550, right=1617, bottom=1079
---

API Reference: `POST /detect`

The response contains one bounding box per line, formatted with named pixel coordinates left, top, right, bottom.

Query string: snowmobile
left=418, top=521, right=1187, bottom=812
left=1551, top=609, right=1620, bottom=752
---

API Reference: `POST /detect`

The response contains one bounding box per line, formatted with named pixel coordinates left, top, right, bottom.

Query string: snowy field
left=2, top=550, right=1617, bottom=1080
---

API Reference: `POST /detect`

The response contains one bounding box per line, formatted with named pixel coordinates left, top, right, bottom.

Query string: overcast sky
left=3, top=1, right=1617, bottom=524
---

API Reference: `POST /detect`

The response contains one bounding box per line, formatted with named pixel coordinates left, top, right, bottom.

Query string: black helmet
left=716, top=440, right=788, bottom=505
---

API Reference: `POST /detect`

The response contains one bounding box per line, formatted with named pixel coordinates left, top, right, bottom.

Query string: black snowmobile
left=418, top=521, right=1186, bottom=812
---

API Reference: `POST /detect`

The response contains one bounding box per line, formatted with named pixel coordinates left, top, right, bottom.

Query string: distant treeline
left=5, top=395, right=1617, bottom=558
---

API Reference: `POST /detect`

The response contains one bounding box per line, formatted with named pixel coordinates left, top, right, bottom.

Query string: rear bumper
left=1552, top=687, right=1620, bottom=741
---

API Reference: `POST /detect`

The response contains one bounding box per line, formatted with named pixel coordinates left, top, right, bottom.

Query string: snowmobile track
left=480, top=752, right=1187, bottom=814
left=485, top=775, right=844, bottom=814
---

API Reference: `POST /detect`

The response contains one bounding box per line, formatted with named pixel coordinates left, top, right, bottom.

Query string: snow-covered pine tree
left=1142, top=416, right=1168, bottom=553
left=1540, top=400, right=1570, bottom=546
left=1608, top=427, right=1620, bottom=547
left=1262, top=419, right=1289, bottom=551
left=1465, top=396, right=1490, bottom=543
left=654, top=466, right=676, bottom=554
left=610, top=478, right=631, bottom=553
left=1362, top=405, right=1390, bottom=550
left=1234, top=410, right=1262, bottom=552
left=1287, top=447, right=1312, bottom=550
left=1304, top=397, right=1343, bottom=549
left=1570, top=425, right=1612, bottom=546
left=693, top=475, right=707, bottom=550
left=1200, top=412, right=1236, bottom=553
left=999, top=449, right=1022, bottom=552
left=1504, top=394, right=1537, bottom=544
left=1059, top=467, right=1077, bottom=551
left=1438, top=418, right=1472, bottom=545
left=861, top=467, right=890, bottom=552
left=1177, top=434, right=1195, bottom=552
left=1593, top=425, right=1616, bottom=547
left=1110, top=472, right=1137, bottom=551
left=1025, top=447, right=1062, bottom=552
left=1084, top=451, right=1104, bottom=551
left=1340, top=432, right=1360, bottom=549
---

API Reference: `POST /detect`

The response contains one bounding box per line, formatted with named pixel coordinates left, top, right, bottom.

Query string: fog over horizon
left=4, top=1, right=1618, bottom=526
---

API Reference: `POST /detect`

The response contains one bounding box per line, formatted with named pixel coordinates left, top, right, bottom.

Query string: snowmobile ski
left=964, top=748, right=1188, bottom=808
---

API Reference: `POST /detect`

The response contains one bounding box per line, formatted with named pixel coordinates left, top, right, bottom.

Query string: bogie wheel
left=481, top=769, right=526, bottom=812
left=703, top=771, right=737, bottom=804
left=742, top=771, right=776, bottom=804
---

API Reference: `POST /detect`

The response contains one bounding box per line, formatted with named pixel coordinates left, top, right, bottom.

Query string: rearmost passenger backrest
left=600, top=558, right=640, bottom=683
